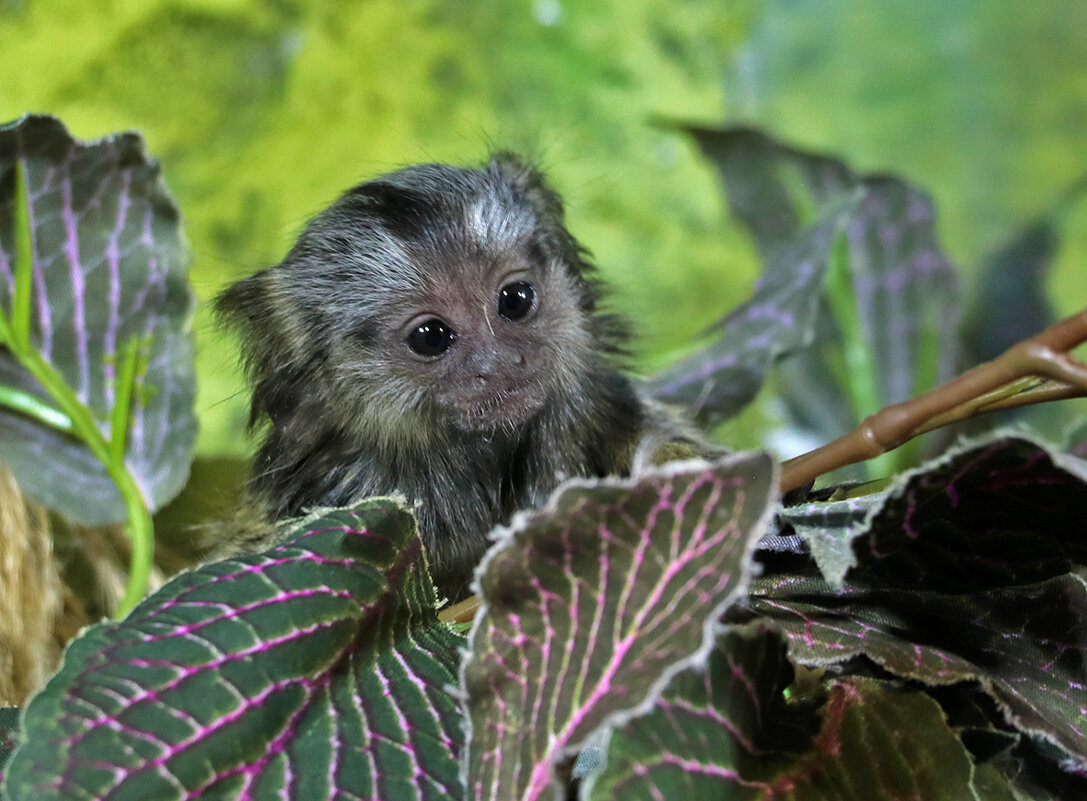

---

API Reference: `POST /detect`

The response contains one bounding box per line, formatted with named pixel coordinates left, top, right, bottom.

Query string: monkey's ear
left=215, top=267, right=315, bottom=427
left=215, top=268, right=272, bottom=333
left=214, top=268, right=300, bottom=362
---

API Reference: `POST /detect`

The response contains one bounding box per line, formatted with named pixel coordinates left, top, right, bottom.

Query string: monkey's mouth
left=447, top=381, right=547, bottom=431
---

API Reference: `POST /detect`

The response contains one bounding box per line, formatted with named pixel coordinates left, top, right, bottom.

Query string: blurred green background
left=2, top=0, right=1085, bottom=462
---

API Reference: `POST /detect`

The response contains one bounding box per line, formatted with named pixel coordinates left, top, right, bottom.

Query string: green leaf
left=589, top=627, right=1005, bottom=801
left=108, top=335, right=142, bottom=468
left=3, top=501, right=465, bottom=801
left=462, top=452, right=778, bottom=801
left=0, top=114, right=196, bottom=523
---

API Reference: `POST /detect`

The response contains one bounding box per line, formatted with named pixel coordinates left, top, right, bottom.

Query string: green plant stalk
left=776, top=160, right=818, bottom=228
left=823, top=231, right=895, bottom=479
left=896, top=300, right=947, bottom=469
left=0, top=384, right=74, bottom=432
left=12, top=160, right=33, bottom=351
left=11, top=344, right=154, bottom=616
left=0, top=294, right=13, bottom=346
left=109, top=337, right=140, bottom=467
left=3, top=162, right=153, bottom=618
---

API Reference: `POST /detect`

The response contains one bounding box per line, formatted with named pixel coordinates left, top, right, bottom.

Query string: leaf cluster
left=1, top=118, right=1086, bottom=799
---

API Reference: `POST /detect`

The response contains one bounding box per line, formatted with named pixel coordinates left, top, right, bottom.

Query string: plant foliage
left=3, top=119, right=1086, bottom=800
left=464, top=453, right=777, bottom=800
left=0, top=114, right=196, bottom=524
left=588, top=626, right=983, bottom=801
left=4, top=501, right=464, bottom=800
left=649, top=127, right=962, bottom=476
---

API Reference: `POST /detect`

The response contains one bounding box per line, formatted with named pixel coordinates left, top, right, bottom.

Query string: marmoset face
left=221, top=157, right=601, bottom=448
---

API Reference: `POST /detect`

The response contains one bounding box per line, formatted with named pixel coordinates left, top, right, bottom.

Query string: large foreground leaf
left=3, top=501, right=464, bottom=801
left=462, top=453, right=778, bottom=801
left=0, top=114, right=195, bottom=523
left=588, top=626, right=1004, bottom=801
left=746, top=435, right=1087, bottom=772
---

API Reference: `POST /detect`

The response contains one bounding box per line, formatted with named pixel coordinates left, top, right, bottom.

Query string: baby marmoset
left=217, top=154, right=691, bottom=600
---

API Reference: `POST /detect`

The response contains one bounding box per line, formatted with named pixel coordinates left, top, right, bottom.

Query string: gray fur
left=217, top=154, right=654, bottom=599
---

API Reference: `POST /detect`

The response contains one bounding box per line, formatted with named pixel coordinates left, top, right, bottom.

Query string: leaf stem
left=0, top=384, right=74, bottom=432
left=13, top=346, right=154, bottom=615
left=823, top=230, right=893, bottom=478
left=12, top=160, right=33, bottom=351
left=109, top=336, right=140, bottom=467
left=112, top=463, right=154, bottom=615
left=2, top=159, right=154, bottom=617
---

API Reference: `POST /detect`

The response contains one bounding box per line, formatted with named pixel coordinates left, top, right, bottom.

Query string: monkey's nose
left=471, top=346, right=525, bottom=378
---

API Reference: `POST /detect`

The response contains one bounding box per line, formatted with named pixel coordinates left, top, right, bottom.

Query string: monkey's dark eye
left=406, top=319, right=456, bottom=357
left=498, top=281, right=536, bottom=321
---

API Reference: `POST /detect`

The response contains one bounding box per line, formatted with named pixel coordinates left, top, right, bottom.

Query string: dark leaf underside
left=747, top=435, right=1087, bottom=773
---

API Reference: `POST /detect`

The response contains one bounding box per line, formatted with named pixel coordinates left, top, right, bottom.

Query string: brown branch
left=780, top=307, right=1087, bottom=493
left=438, top=595, right=481, bottom=624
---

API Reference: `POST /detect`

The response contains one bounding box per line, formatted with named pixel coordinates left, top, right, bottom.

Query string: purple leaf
left=461, top=453, right=778, bottom=801
left=777, top=491, right=882, bottom=586
left=653, top=126, right=961, bottom=449
left=746, top=435, right=1087, bottom=773
left=963, top=173, right=1087, bottom=366
left=647, top=206, right=855, bottom=423
left=588, top=626, right=1001, bottom=801
left=0, top=114, right=195, bottom=523
left=836, top=177, right=961, bottom=410
left=684, top=126, right=856, bottom=261
left=3, top=501, right=465, bottom=801
left=770, top=173, right=961, bottom=460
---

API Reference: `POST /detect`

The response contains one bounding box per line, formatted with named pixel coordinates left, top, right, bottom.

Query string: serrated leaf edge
left=458, top=451, right=781, bottom=795
left=784, top=430, right=1087, bottom=770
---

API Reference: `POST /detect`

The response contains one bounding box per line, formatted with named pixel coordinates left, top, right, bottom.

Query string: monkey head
left=217, top=155, right=623, bottom=457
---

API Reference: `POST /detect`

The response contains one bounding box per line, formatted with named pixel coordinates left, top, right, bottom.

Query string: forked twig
left=780, top=308, right=1087, bottom=493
